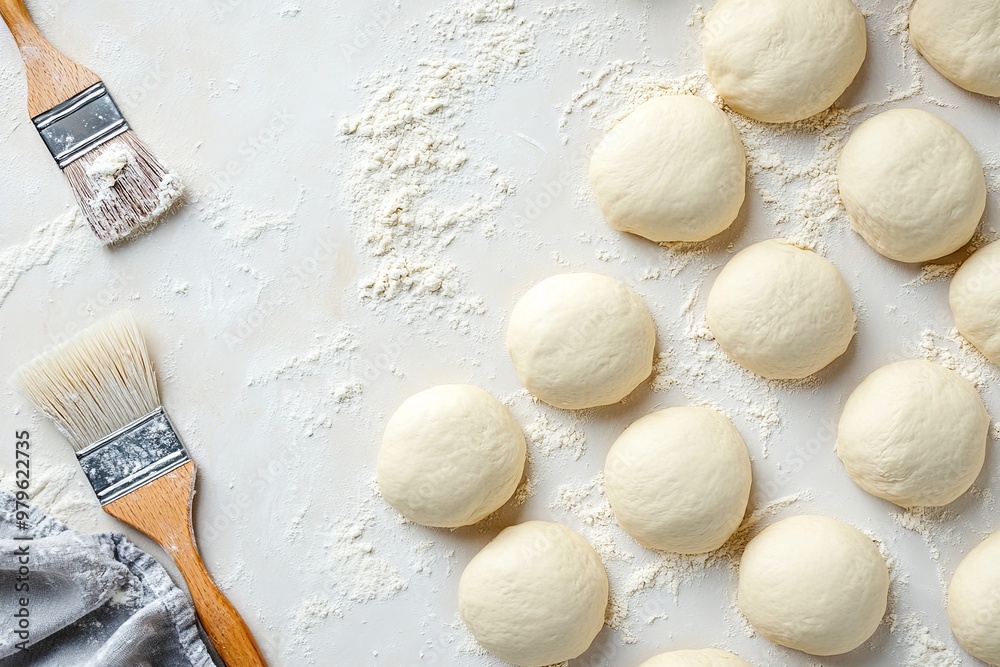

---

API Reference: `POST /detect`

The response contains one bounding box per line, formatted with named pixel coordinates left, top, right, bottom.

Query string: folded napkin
left=0, top=489, right=215, bottom=666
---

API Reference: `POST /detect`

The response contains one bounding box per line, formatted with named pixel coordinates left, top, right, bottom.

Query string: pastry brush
left=11, top=312, right=267, bottom=667
left=0, top=0, right=182, bottom=244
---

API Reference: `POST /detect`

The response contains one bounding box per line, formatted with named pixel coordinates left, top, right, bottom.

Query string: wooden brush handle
left=104, top=461, right=269, bottom=667
left=0, top=0, right=100, bottom=116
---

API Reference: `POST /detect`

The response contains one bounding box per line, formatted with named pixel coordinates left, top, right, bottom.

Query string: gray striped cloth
left=0, top=490, right=215, bottom=667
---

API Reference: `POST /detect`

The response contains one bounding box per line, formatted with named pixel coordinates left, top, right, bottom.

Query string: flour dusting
left=339, top=0, right=531, bottom=324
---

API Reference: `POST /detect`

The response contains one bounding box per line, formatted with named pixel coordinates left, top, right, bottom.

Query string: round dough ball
left=459, top=521, right=608, bottom=666
left=589, top=95, right=746, bottom=243
left=949, top=532, right=1000, bottom=666
left=507, top=273, right=656, bottom=410
left=950, top=240, right=1000, bottom=365
left=702, top=0, right=867, bottom=123
left=838, top=108, right=986, bottom=263
left=376, top=385, right=526, bottom=527
left=836, top=360, right=989, bottom=508
left=639, top=649, right=751, bottom=666
left=604, top=407, right=752, bottom=554
left=910, top=0, right=1000, bottom=97
left=706, top=239, right=856, bottom=380
left=738, top=515, right=889, bottom=656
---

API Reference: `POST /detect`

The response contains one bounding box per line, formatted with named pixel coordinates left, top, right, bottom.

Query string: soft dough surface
left=638, top=648, right=752, bottom=666
left=706, top=239, right=855, bottom=380
left=738, top=515, right=889, bottom=656
left=838, top=108, right=986, bottom=263
left=910, top=0, right=1000, bottom=97
left=458, top=521, right=608, bottom=666
left=950, top=240, right=1000, bottom=365
left=377, top=384, right=526, bottom=527
left=949, top=532, right=1000, bottom=666
left=702, top=0, right=867, bottom=123
left=604, top=407, right=752, bottom=554
left=836, top=359, right=989, bottom=508
left=589, top=95, right=746, bottom=243
left=507, top=273, right=656, bottom=409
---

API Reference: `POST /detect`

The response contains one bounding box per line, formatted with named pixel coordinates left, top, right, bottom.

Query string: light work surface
left=0, top=1, right=997, bottom=665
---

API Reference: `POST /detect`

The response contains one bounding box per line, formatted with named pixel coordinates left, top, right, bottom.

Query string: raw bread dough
left=706, top=239, right=855, bottom=380
left=638, top=649, right=752, bottom=666
left=738, top=515, right=889, bottom=656
left=910, top=0, right=1000, bottom=97
left=589, top=95, right=746, bottom=243
left=838, top=108, right=986, bottom=263
left=949, top=532, right=1000, bottom=666
left=458, top=521, right=608, bottom=666
left=604, top=407, right=751, bottom=554
left=950, top=240, right=1000, bottom=365
left=702, top=0, right=867, bottom=123
left=376, top=384, right=526, bottom=527
left=836, top=360, right=989, bottom=508
left=507, top=273, right=656, bottom=410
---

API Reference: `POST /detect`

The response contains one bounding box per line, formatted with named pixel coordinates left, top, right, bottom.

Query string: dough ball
left=838, top=108, right=986, bottom=263
left=949, top=532, right=1000, bottom=666
left=950, top=240, right=1000, bottom=365
left=836, top=360, right=989, bottom=508
left=738, top=515, right=889, bottom=656
left=702, top=0, right=867, bottom=123
left=376, top=385, right=525, bottom=528
left=604, top=407, right=752, bottom=554
left=459, top=521, right=608, bottom=666
left=910, top=0, right=1000, bottom=97
left=507, top=273, right=656, bottom=409
left=706, top=239, right=855, bottom=380
left=639, top=649, right=751, bottom=666
left=589, top=95, right=746, bottom=243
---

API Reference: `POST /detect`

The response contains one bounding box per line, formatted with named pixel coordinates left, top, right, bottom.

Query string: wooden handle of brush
left=104, top=461, right=269, bottom=667
left=0, top=0, right=100, bottom=116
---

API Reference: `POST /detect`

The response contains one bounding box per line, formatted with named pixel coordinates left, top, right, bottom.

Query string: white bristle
left=11, top=311, right=160, bottom=451
left=64, top=130, right=184, bottom=246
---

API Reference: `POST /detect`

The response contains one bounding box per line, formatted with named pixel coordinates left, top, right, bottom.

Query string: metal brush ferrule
left=31, top=82, right=130, bottom=168
left=76, top=407, right=190, bottom=506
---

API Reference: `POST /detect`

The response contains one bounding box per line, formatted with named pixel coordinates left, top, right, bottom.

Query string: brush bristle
left=64, top=130, right=184, bottom=246
left=11, top=311, right=160, bottom=450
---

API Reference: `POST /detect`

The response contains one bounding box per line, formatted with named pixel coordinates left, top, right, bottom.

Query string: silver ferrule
left=32, top=82, right=130, bottom=168
left=76, top=407, right=190, bottom=506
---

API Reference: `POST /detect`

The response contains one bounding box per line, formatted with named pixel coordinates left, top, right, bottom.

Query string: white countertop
left=0, top=1, right=998, bottom=665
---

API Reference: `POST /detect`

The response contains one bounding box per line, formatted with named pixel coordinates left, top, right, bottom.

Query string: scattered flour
left=85, top=143, right=131, bottom=190
left=906, top=263, right=961, bottom=286
left=0, top=1, right=996, bottom=665
left=900, top=614, right=963, bottom=667
left=339, top=0, right=531, bottom=324
left=0, top=461, right=101, bottom=533
left=550, top=470, right=805, bottom=643
left=523, top=411, right=587, bottom=460
left=247, top=329, right=358, bottom=385
left=916, top=327, right=1000, bottom=390
left=0, top=209, right=93, bottom=308
left=322, top=514, right=408, bottom=604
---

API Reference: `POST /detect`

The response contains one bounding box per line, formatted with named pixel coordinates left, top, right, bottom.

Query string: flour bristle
left=64, top=130, right=184, bottom=246
left=11, top=311, right=160, bottom=450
